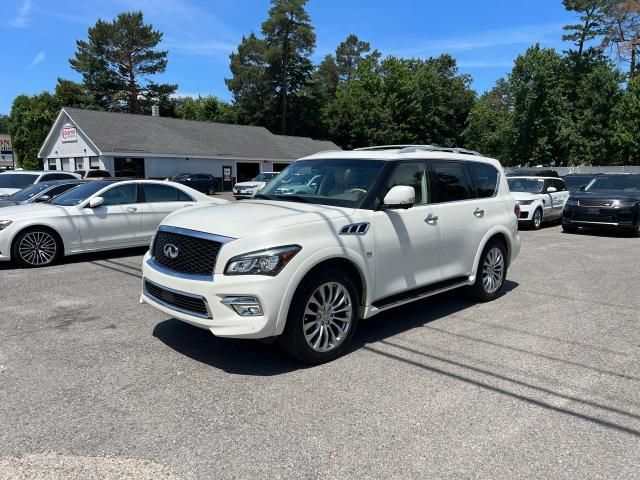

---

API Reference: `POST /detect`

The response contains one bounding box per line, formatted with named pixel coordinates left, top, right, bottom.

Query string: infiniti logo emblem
left=163, top=243, right=179, bottom=260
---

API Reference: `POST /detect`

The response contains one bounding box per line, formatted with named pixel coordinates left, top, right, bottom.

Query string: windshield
left=584, top=175, right=640, bottom=194
left=7, top=183, right=51, bottom=201
left=171, top=174, right=189, bottom=180
left=508, top=178, right=544, bottom=194
left=0, top=173, right=39, bottom=189
left=257, top=159, right=385, bottom=207
left=253, top=173, right=277, bottom=182
left=564, top=176, right=593, bottom=191
left=51, top=182, right=110, bottom=206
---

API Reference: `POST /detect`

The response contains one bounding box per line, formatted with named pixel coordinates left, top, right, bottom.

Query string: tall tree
left=611, top=76, right=640, bottom=164
left=70, top=11, right=176, bottom=113
left=335, top=34, right=380, bottom=83
left=174, top=96, right=237, bottom=124
left=54, top=78, right=94, bottom=109
left=0, top=115, right=9, bottom=134
left=563, top=0, right=607, bottom=73
left=602, top=1, right=640, bottom=79
left=261, top=0, right=316, bottom=134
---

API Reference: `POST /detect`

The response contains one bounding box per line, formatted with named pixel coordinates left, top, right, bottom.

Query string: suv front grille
left=152, top=230, right=222, bottom=276
left=578, top=199, right=614, bottom=207
left=144, top=280, right=210, bottom=318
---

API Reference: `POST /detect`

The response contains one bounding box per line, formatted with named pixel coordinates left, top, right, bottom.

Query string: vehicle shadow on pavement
left=152, top=280, right=520, bottom=376
left=0, top=247, right=149, bottom=271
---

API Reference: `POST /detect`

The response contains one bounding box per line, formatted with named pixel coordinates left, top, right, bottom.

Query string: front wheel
left=469, top=241, right=507, bottom=302
left=207, top=185, right=217, bottom=195
left=530, top=208, right=543, bottom=230
left=12, top=228, right=61, bottom=268
left=279, top=269, right=360, bottom=364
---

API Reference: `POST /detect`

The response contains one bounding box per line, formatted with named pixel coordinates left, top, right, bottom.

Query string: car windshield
left=564, top=176, right=594, bottom=190
left=7, top=183, right=51, bottom=201
left=257, top=159, right=385, bottom=207
left=51, top=181, right=111, bottom=206
left=507, top=178, right=544, bottom=193
left=74, top=170, right=86, bottom=177
left=0, top=173, right=39, bottom=189
left=172, top=174, right=190, bottom=180
left=253, top=173, right=277, bottom=182
left=584, top=175, right=640, bottom=193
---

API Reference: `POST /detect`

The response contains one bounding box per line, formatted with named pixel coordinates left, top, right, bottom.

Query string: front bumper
left=140, top=253, right=284, bottom=339
left=517, top=205, right=534, bottom=221
left=563, top=205, right=639, bottom=229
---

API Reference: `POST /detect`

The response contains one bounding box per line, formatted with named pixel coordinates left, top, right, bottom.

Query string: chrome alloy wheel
left=18, top=231, right=57, bottom=266
left=482, top=247, right=505, bottom=295
left=303, top=281, right=353, bottom=353
left=533, top=209, right=542, bottom=229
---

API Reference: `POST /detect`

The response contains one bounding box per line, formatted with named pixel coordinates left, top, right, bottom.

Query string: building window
left=89, top=157, right=100, bottom=169
left=48, top=159, right=58, bottom=171
left=74, top=158, right=85, bottom=171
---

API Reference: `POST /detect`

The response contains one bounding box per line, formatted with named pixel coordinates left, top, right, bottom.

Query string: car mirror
left=546, top=187, right=557, bottom=193
left=34, top=195, right=51, bottom=203
left=383, top=186, right=415, bottom=209
left=88, top=196, right=104, bottom=208
left=579, top=185, right=586, bottom=191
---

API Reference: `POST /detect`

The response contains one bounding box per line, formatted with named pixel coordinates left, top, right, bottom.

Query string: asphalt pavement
left=1, top=225, right=639, bottom=479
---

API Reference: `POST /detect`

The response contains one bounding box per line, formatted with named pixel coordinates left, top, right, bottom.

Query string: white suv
left=141, top=146, right=521, bottom=363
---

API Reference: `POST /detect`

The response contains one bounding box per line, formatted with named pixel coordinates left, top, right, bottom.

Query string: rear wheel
left=207, top=185, right=216, bottom=195
left=12, top=228, right=61, bottom=268
left=469, top=240, right=507, bottom=302
left=279, top=269, right=359, bottom=364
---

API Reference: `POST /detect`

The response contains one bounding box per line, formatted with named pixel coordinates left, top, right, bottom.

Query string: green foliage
left=69, top=11, right=176, bottom=113
left=54, top=78, right=95, bottom=109
left=174, top=96, right=237, bottom=124
left=611, top=76, right=640, bottom=164
left=335, top=34, right=380, bottom=83
left=0, top=115, right=9, bottom=134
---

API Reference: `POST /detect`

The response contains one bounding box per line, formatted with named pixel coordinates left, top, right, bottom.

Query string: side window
left=100, top=184, right=138, bottom=206
left=555, top=179, right=566, bottom=191
left=177, top=189, right=194, bottom=201
left=196, top=174, right=210, bottom=181
left=142, top=184, right=182, bottom=203
left=384, top=162, right=427, bottom=204
left=468, top=162, right=499, bottom=198
left=42, top=173, right=68, bottom=181
left=431, top=162, right=472, bottom=203
left=47, top=184, right=78, bottom=198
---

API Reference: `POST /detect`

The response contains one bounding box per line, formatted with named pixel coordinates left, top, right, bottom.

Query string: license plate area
left=586, top=208, right=600, bottom=214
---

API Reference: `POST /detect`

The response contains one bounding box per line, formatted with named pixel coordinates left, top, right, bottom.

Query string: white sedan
left=0, top=179, right=228, bottom=267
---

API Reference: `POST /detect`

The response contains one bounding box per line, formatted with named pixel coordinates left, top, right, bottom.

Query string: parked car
left=141, top=145, right=521, bottom=363
left=74, top=169, right=112, bottom=179
left=507, top=168, right=560, bottom=178
left=0, top=171, right=80, bottom=198
left=0, top=179, right=228, bottom=267
left=508, top=176, right=569, bottom=229
left=562, top=173, right=602, bottom=192
left=232, top=172, right=279, bottom=199
left=562, top=173, right=640, bottom=235
left=171, top=173, right=218, bottom=195
left=273, top=173, right=322, bottom=195
left=0, top=179, right=86, bottom=208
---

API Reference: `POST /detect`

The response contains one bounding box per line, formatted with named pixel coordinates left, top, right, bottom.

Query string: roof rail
left=398, top=145, right=482, bottom=156
left=353, top=145, right=426, bottom=151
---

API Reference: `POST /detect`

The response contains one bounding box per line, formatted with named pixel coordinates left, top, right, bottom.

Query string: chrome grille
left=578, top=199, right=614, bottom=207
left=152, top=229, right=222, bottom=276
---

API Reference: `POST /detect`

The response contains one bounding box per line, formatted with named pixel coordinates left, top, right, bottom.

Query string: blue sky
left=2, top=0, right=576, bottom=114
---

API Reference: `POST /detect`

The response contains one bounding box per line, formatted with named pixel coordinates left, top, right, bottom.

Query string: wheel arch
left=470, top=227, right=514, bottom=280
left=11, top=224, right=65, bottom=254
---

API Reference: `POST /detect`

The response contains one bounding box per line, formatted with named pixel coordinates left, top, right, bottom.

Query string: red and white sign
left=60, top=124, right=77, bottom=143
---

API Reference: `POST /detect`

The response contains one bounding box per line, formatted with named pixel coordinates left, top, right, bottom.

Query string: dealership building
left=38, top=107, right=339, bottom=189
left=0, top=134, right=14, bottom=169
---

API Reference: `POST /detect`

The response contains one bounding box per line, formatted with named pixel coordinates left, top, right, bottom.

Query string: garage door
left=236, top=162, right=260, bottom=183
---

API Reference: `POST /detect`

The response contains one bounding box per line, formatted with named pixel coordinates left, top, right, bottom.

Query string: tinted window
left=384, top=162, right=427, bottom=204
left=431, top=162, right=472, bottom=203
left=553, top=179, right=566, bottom=191
left=43, top=173, right=76, bottom=181
left=143, top=184, right=184, bottom=203
left=8, top=183, right=51, bottom=201
left=507, top=178, right=544, bottom=193
left=51, top=181, right=112, bottom=206
left=101, top=184, right=138, bottom=206
left=196, top=174, right=211, bottom=180
left=178, top=190, right=193, bottom=201
left=86, top=170, right=110, bottom=178
left=47, top=184, right=80, bottom=198
left=468, top=162, right=499, bottom=198
left=585, top=175, right=640, bottom=193
left=0, top=173, right=39, bottom=189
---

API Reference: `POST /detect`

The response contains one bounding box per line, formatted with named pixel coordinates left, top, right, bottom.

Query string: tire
left=207, top=185, right=216, bottom=195
left=279, top=268, right=360, bottom=364
left=530, top=208, right=543, bottom=230
left=562, top=224, right=578, bottom=234
left=12, top=228, right=61, bottom=268
left=469, top=240, right=508, bottom=302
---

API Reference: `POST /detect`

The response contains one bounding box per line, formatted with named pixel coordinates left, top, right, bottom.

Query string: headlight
left=225, top=245, right=301, bottom=276
left=517, top=200, right=534, bottom=205
left=0, top=220, right=12, bottom=231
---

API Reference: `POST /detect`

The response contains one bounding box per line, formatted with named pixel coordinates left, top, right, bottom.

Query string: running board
left=372, top=276, right=470, bottom=311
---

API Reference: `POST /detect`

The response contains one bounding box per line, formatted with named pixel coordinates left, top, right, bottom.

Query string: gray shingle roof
left=63, top=107, right=340, bottom=160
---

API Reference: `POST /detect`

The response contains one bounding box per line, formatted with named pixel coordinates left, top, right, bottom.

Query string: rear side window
left=101, top=184, right=138, bottom=206
left=468, top=162, right=499, bottom=198
left=43, top=173, right=75, bottom=181
left=384, top=162, right=428, bottom=204
left=143, top=183, right=189, bottom=203
left=47, top=184, right=79, bottom=198
left=553, top=179, right=566, bottom=191
left=431, top=162, right=472, bottom=203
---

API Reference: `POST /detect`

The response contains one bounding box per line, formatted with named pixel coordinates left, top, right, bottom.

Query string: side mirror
left=383, top=186, right=415, bottom=209
left=579, top=185, right=586, bottom=191
left=546, top=187, right=557, bottom=193
left=88, top=196, right=104, bottom=208
left=34, top=195, right=51, bottom=203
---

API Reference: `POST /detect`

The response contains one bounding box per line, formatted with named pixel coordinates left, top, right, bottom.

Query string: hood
left=571, top=191, right=640, bottom=202
left=234, top=182, right=265, bottom=189
left=162, top=200, right=355, bottom=239
left=0, top=203, right=71, bottom=220
left=0, top=188, right=20, bottom=197
left=0, top=200, right=22, bottom=208
left=511, top=191, right=541, bottom=201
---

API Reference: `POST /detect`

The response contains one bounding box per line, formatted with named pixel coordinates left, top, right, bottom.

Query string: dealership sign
left=0, top=138, right=11, bottom=155
left=60, top=123, right=77, bottom=143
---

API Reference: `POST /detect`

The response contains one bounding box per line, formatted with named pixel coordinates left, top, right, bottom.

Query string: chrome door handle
left=425, top=214, right=438, bottom=225
left=126, top=207, right=137, bottom=213
left=474, top=208, right=485, bottom=218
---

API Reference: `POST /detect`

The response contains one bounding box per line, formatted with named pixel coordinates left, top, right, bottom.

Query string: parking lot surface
left=1, top=226, right=639, bottom=479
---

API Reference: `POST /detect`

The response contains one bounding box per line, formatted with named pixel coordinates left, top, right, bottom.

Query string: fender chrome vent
left=339, top=222, right=370, bottom=235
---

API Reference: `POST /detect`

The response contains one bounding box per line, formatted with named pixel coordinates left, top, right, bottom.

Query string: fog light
left=221, top=296, right=263, bottom=316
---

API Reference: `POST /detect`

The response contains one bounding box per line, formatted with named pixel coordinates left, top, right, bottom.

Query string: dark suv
left=170, top=173, right=218, bottom=195
left=562, top=174, right=640, bottom=235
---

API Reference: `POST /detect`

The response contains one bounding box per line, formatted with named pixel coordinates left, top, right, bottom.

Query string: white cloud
left=10, top=0, right=32, bottom=28
left=29, top=51, right=46, bottom=67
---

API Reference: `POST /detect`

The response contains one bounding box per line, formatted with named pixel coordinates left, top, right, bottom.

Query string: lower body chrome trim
left=143, top=278, right=213, bottom=319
